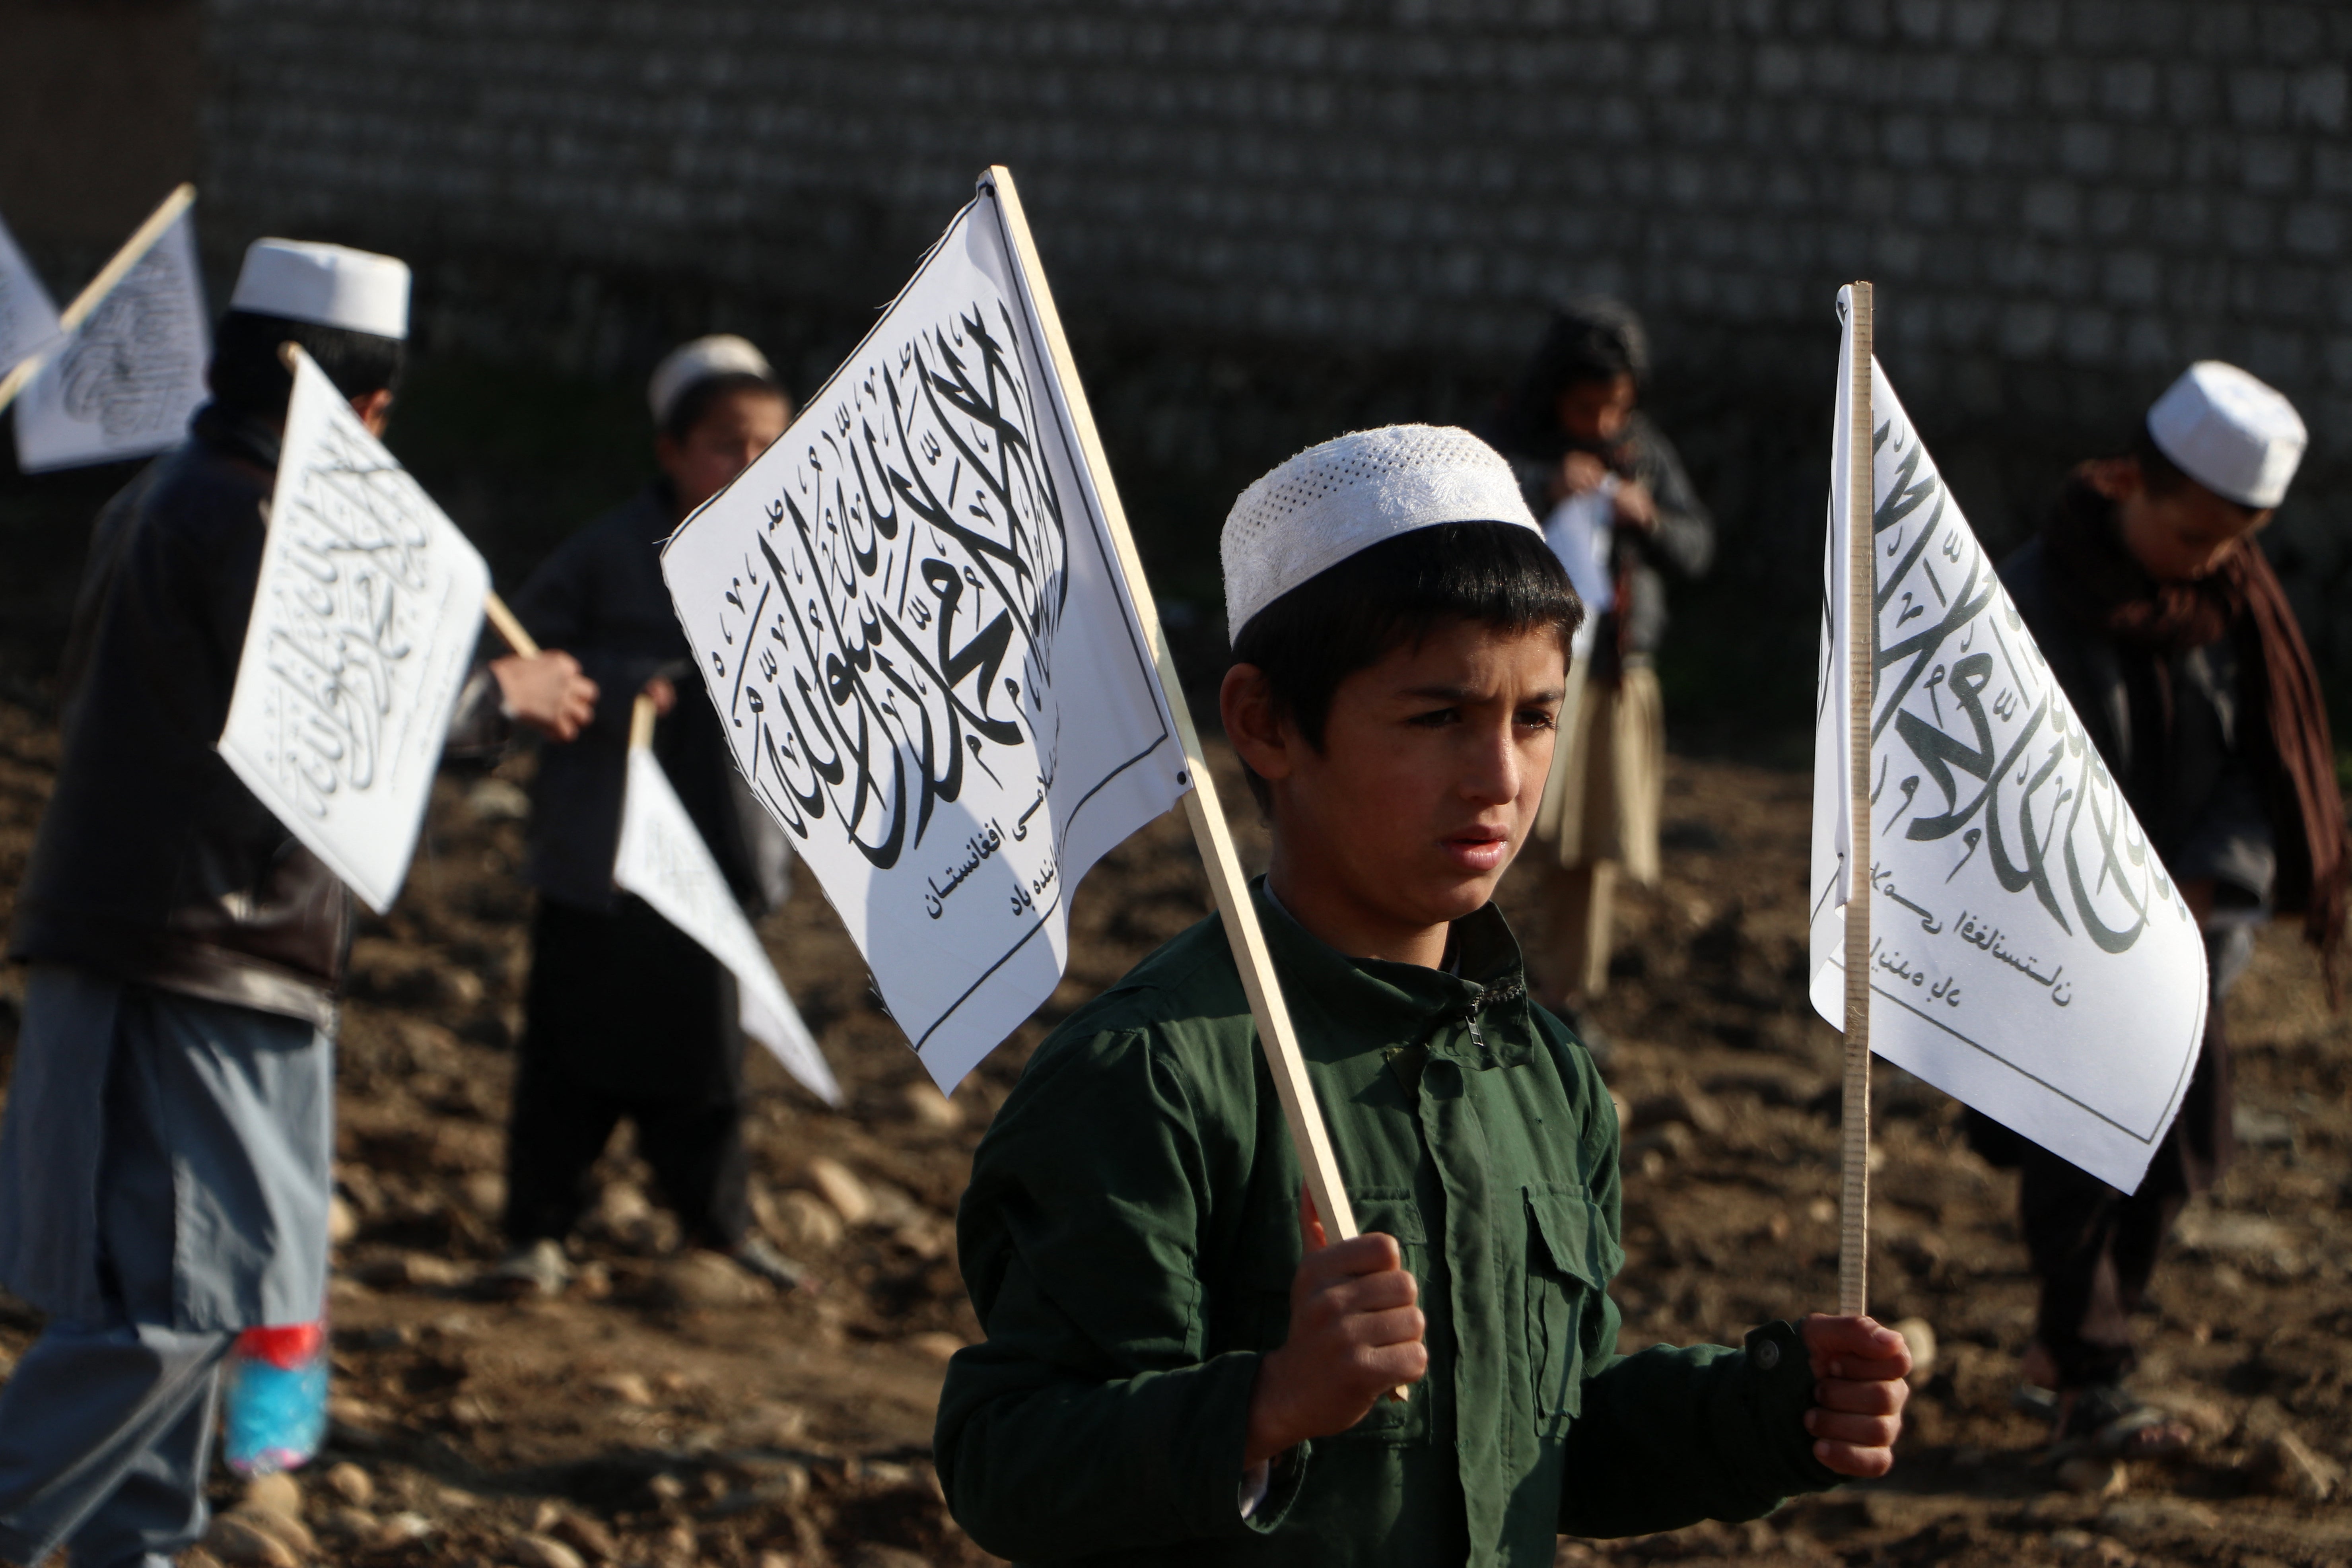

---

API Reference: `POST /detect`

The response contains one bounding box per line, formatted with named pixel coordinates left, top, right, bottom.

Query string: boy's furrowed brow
left=1398, top=683, right=1566, bottom=705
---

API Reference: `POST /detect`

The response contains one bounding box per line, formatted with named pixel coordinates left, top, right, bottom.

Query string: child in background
left=1988, top=363, right=2346, bottom=1453
left=936, top=426, right=1907, bottom=1566
left=488, top=336, right=806, bottom=1297
left=1493, top=299, right=1714, bottom=1030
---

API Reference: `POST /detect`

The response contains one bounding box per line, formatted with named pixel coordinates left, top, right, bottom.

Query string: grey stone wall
left=198, top=0, right=2352, bottom=715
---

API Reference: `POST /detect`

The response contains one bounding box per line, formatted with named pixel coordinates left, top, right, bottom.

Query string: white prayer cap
left=648, top=334, right=778, bottom=426
left=1222, top=424, right=1541, bottom=636
left=2146, top=360, right=2306, bottom=510
left=229, top=239, right=410, bottom=340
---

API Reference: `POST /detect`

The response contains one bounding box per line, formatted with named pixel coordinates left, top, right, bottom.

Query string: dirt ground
left=0, top=687, right=2346, bottom=1568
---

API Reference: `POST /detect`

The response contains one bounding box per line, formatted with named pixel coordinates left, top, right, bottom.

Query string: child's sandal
left=2055, top=1384, right=2194, bottom=1457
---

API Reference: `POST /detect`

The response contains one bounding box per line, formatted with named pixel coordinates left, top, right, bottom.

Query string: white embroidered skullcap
left=230, top=239, right=410, bottom=340
left=648, top=334, right=778, bottom=426
left=1222, top=424, right=1541, bottom=635
left=2146, top=361, right=2306, bottom=509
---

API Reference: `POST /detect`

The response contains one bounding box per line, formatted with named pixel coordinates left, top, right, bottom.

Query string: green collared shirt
left=938, top=885, right=1835, bottom=1566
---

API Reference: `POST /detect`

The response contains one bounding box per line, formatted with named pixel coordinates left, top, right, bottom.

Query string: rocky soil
left=0, top=690, right=2346, bottom=1568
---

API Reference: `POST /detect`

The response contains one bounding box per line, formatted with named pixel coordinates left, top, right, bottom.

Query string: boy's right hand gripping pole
left=1840, top=282, right=1876, bottom=1319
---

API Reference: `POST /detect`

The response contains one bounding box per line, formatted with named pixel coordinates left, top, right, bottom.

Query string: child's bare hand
left=1242, top=1191, right=1428, bottom=1464
left=1611, top=478, right=1658, bottom=531
left=492, top=651, right=599, bottom=742
left=1558, top=450, right=1611, bottom=497
left=1799, top=1315, right=1911, bottom=1477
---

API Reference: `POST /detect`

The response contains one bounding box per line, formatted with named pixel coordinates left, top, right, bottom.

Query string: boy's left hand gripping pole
left=984, top=166, right=1362, bottom=1248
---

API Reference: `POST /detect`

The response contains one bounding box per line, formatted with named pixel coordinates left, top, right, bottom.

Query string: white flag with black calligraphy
left=0, top=209, right=64, bottom=377
left=1810, top=286, right=2207, bottom=1193
left=662, top=182, right=1186, bottom=1092
left=614, top=746, right=841, bottom=1106
left=218, top=346, right=491, bottom=913
left=14, top=202, right=208, bottom=473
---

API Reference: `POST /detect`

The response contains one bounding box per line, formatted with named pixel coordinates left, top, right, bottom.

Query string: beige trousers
left=1528, top=661, right=1664, bottom=1001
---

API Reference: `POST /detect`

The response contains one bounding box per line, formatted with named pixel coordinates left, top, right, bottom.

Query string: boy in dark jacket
left=488, top=336, right=804, bottom=1296
left=937, top=425, right=1909, bottom=1566
left=1991, top=362, right=2346, bottom=1452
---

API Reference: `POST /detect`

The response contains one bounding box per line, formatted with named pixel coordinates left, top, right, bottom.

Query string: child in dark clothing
left=1989, top=362, right=2346, bottom=1453
left=489, top=336, right=805, bottom=1298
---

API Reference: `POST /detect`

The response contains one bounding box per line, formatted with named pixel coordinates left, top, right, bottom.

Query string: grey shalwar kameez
left=0, top=969, right=332, bottom=1567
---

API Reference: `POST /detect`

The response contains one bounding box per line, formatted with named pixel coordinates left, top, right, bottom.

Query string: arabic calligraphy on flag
left=1810, top=287, right=2207, bottom=1193
left=218, top=346, right=490, bottom=913
left=14, top=202, right=209, bottom=473
left=662, top=181, right=1185, bottom=1092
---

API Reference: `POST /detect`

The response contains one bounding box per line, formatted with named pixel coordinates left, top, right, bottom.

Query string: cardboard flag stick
left=0, top=183, right=195, bottom=418
left=984, top=167, right=1360, bottom=1246
left=1837, top=282, right=1875, bottom=1317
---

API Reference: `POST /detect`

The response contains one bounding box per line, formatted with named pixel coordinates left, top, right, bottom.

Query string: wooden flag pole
left=629, top=692, right=657, bottom=753
left=1839, top=282, right=1876, bottom=1318
left=985, top=166, right=1363, bottom=1250
left=0, top=183, right=196, bottom=418
left=482, top=592, right=541, bottom=660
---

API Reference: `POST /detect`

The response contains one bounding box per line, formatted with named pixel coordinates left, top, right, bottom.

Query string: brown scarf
left=2045, top=471, right=2348, bottom=997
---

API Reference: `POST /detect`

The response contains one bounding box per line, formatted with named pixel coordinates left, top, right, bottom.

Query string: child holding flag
left=0, top=239, right=594, bottom=1566
left=1988, top=362, right=2348, bottom=1452
left=487, top=335, right=805, bottom=1298
left=936, top=426, right=1909, bottom=1564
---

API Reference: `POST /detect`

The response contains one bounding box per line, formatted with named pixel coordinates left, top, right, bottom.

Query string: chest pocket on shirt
left=1246, top=1194, right=1433, bottom=1447
left=1526, top=1186, right=1613, bottom=1433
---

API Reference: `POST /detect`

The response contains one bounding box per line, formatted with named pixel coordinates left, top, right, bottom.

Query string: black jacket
left=511, top=484, right=788, bottom=917
left=12, top=406, right=351, bottom=1025
left=2000, top=534, right=2276, bottom=910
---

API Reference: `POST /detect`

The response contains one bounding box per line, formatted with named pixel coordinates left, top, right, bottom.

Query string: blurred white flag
left=14, top=202, right=208, bottom=472
left=1809, top=286, right=2207, bottom=1193
left=218, top=347, right=489, bottom=913
left=662, top=179, right=1185, bottom=1092
left=0, top=210, right=64, bottom=377
left=614, top=746, right=840, bottom=1106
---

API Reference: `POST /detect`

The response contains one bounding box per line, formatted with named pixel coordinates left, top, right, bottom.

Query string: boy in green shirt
left=937, top=426, right=1909, bottom=1566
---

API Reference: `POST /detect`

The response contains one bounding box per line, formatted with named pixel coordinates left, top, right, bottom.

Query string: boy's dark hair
left=1535, top=297, right=1649, bottom=390
left=661, top=370, right=787, bottom=444
left=1228, top=521, right=1582, bottom=809
left=1495, top=296, right=1651, bottom=456
left=207, top=309, right=406, bottom=422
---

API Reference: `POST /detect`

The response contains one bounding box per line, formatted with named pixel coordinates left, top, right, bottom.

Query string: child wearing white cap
left=937, top=426, right=1909, bottom=1566
left=484, top=334, right=809, bottom=1300
left=1986, top=361, right=2347, bottom=1455
left=0, top=237, right=596, bottom=1566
